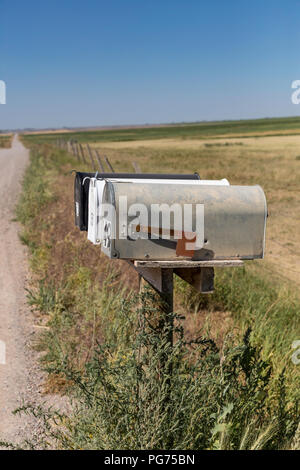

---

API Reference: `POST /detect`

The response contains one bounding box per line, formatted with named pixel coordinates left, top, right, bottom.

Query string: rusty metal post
left=95, top=149, right=105, bottom=172
left=74, top=141, right=81, bottom=162
left=104, top=155, right=114, bottom=173
left=70, top=140, right=77, bottom=159
left=87, top=144, right=96, bottom=171
left=79, top=143, right=87, bottom=165
left=132, top=161, right=142, bottom=173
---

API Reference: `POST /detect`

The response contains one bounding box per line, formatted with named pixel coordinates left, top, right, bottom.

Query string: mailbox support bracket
left=132, top=259, right=243, bottom=294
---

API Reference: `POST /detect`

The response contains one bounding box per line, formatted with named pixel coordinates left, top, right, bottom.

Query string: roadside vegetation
left=13, top=124, right=300, bottom=449
left=0, top=133, right=12, bottom=148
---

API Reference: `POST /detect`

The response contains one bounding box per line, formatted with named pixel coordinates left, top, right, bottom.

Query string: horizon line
left=1, top=114, right=300, bottom=134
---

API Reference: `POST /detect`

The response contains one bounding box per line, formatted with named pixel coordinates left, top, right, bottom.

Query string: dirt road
left=0, top=135, right=43, bottom=445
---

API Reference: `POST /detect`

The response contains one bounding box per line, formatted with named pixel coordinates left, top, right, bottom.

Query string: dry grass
left=25, top=164, right=140, bottom=290
left=0, top=134, right=12, bottom=148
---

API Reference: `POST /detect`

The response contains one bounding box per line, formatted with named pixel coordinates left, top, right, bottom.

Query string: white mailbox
left=74, top=172, right=201, bottom=231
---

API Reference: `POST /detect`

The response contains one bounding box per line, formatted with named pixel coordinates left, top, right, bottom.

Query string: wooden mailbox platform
left=131, top=259, right=244, bottom=295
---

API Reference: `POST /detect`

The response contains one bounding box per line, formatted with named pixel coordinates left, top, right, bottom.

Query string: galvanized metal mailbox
left=89, top=179, right=267, bottom=261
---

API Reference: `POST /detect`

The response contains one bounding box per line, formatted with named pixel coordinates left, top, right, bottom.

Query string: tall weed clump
left=11, top=288, right=298, bottom=450
left=177, top=267, right=300, bottom=400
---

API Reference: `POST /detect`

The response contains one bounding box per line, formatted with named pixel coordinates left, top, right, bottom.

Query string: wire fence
left=55, top=138, right=140, bottom=174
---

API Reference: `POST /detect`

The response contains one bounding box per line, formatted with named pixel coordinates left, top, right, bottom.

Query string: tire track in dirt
left=0, top=135, right=52, bottom=446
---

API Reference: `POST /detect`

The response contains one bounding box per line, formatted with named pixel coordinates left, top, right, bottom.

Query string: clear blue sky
left=1, top=0, right=300, bottom=129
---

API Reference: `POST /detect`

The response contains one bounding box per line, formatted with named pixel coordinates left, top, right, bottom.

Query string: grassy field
left=17, top=118, right=300, bottom=449
left=23, top=116, right=300, bottom=145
